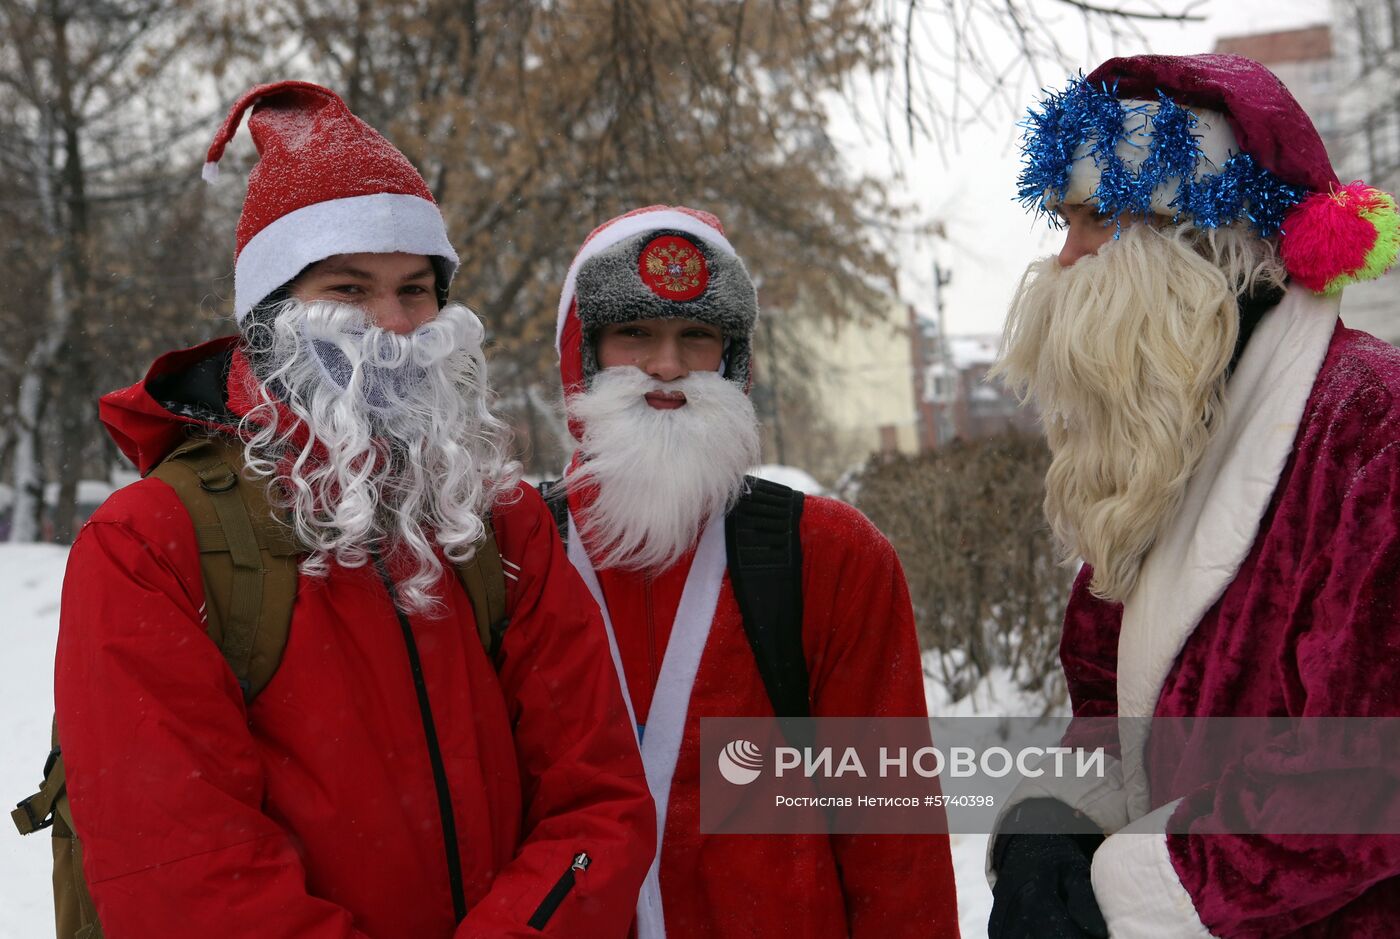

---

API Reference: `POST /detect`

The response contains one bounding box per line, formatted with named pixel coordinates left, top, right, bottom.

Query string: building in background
left=763, top=293, right=924, bottom=483
left=910, top=256, right=1041, bottom=448
left=1329, top=0, right=1400, bottom=343
left=754, top=266, right=1045, bottom=485
left=910, top=306, right=956, bottom=449
left=1215, top=25, right=1340, bottom=151
left=921, top=333, right=1040, bottom=444
left=1217, top=16, right=1400, bottom=343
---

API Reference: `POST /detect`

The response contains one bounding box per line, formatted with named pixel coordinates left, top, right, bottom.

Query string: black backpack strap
left=725, top=476, right=809, bottom=720
left=536, top=479, right=570, bottom=545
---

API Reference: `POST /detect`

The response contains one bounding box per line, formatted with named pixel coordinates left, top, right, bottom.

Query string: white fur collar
left=1116, top=285, right=1340, bottom=818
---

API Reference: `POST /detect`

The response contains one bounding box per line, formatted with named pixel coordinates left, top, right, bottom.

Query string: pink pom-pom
left=1281, top=182, right=1394, bottom=294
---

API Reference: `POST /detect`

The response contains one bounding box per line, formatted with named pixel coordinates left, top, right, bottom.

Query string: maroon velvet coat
left=1063, top=310, right=1400, bottom=936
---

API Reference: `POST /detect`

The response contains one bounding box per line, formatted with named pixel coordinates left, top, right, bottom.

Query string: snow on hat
left=203, top=80, right=460, bottom=321
left=555, top=205, right=758, bottom=396
left=1019, top=53, right=1399, bottom=295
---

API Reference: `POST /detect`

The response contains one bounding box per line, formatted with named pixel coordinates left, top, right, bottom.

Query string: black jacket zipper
left=374, top=555, right=467, bottom=922
left=527, top=852, right=592, bottom=930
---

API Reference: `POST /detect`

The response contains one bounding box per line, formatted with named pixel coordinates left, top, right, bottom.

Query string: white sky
left=832, top=0, right=1331, bottom=335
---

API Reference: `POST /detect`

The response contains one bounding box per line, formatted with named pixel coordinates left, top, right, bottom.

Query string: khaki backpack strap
left=150, top=435, right=300, bottom=701
left=10, top=724, right=64, bottom=836
left=195, top=459, right=264, bottom=683
left=454, top=520, right=509, bottom=657
left=43, top=720, right=101, bottom=939
left=39, top=722, right=101, bottom=939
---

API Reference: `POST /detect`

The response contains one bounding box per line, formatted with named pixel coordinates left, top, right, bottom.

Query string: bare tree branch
left=1052, top=0, right=1205, bottom=21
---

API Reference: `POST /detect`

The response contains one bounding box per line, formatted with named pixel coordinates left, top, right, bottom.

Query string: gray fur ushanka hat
left=555, top=205, right=759, bottom=392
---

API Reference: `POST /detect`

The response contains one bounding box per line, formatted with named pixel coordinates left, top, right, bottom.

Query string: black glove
left=988, top=800, right=1108, bottom=939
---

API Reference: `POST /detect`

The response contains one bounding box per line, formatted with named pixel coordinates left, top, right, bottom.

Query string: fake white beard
left=239, top=298, right=521, bottom=614
left=565, top=366, right=762, bottom=571
left=991, top=222, right=1281, bottom=603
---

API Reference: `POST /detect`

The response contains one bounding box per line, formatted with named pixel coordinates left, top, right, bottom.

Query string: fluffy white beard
left=991, top=223, right=1270, bottom=603
left=240, top=298, right=521, bottom=614
left=565, top=366, right=762, bottom=571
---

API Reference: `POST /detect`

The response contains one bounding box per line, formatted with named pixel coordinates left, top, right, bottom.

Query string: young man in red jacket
left=52, top=81, right=653, bottom=938
left=548, top=205, right=961, bottom=938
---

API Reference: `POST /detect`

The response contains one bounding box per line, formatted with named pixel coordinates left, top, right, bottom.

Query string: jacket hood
left=99, top=336, right=246, bottom=475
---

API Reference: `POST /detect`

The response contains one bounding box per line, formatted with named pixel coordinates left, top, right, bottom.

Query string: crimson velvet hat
left=1019, top=53, right=1398, bottom=294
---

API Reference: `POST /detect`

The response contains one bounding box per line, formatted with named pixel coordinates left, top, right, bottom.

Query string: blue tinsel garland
left=1017, top=78, right=1309, bottom=237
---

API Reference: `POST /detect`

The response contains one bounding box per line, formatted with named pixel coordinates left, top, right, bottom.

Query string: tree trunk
left=51, top=343, right=87, bottom=543
left=0, top=420, right=13, bottom=487
left=8, top=368, right=48, bottom=543
left=48, top=0, right=90, bottom=544
left=762, top=313, right=786, bottom=465
left=521, top=376, right=543, bottom=475
left=9, top=104, right=75, bottom=542
left=526, top=383, right=572, bottom=476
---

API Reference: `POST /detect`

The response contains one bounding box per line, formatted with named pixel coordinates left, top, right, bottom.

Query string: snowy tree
left=0, top=0, right=223, bottom=541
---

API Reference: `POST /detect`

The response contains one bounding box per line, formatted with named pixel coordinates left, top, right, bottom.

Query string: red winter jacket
left=569, top=485, right=962, bottom=939
left=54, top=337, right=655, bottom=938
left=549, top=200, right=960, bottom=935
left=548, top=205, right=963, bottom=939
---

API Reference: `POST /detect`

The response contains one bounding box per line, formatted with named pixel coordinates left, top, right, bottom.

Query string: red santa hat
left=1020, top=54, right=1398, bottom=295
left=555, top=205, right=758, bottom=403
left=203, top=80, right=459, bottom=321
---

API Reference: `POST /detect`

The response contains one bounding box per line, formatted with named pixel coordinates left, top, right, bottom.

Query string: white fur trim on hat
left=1060, top=100, right=1240, bottom=217
left=233, top=192, right=459, bottom=321
left=555, top=209, right=737, bottom=354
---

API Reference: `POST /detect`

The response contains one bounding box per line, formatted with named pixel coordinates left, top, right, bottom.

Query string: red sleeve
left=1167, top=443, right=1400, bottom=937
left=799, top=497, right=962, bottom=939
left=55, top=479, right=374, bottom=939
left=456, top=485, right=654, bottom=938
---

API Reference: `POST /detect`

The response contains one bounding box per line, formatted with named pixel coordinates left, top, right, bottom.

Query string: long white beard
left=240, top=298, right=521, bottom=614
left=991, top=223, right=1277, bottom=603
left=565, top=367, right=762, bottom=571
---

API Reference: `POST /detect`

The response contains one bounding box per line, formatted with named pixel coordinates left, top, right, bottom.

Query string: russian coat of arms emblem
left=638, top=234, right=709, bottom=301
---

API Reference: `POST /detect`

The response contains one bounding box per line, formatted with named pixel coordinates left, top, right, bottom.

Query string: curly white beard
left=565, top=367, right=761, bottom=571
left=992, top=222, right=1285, bottom=603
left=239, top=298, right=521, bottom=614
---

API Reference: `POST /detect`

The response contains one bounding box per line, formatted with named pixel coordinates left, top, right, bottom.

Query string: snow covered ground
left=752, top=464, right=826, bottom=495
left=0, top=544, right=1000, bottom=937
left=0, top=545, right=71, bottom=939
left=924, top=661, right=1061, bottom=936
